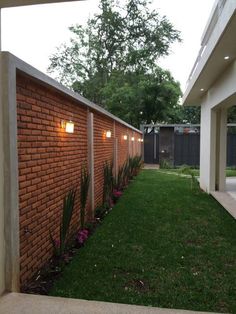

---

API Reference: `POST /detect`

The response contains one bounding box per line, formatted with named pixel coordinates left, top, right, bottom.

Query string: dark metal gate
left=144, top=126, right=236, bottom=167
left=174, top=133, right=200, bottom=167
left=144, top=133, right=159, bottom=164
left=227, top=134, right=236, bottom=166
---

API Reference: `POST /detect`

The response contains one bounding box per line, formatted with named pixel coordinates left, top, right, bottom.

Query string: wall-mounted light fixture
left=123, top=135, right=128, bottom=140
left=131, top=137, right=135, bottom=141
left=61, top=120, right=74, bottom=133
left=140, top=139, right=143, bottom=142
left=106, top=130, right=112, bottom=138
left=138, top=138, right=141, bottom=142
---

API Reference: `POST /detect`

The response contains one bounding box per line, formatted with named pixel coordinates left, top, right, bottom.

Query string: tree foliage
left=48, top=0, right=183, bottom=127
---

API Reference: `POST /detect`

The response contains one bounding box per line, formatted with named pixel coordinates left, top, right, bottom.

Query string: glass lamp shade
left=65, top=121, right=74, bottom=133
left=106, top=130, right=112, bottom=138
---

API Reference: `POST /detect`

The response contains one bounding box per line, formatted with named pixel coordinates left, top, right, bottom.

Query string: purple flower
left=54, top=239, right=60, bottom=248
left=77, top=229, right=89, bottom=244
left=113, top=189, right=123, bottom=198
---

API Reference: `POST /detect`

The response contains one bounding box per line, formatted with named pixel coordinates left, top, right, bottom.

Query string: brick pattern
left=17, top=73, right=88, bottom=285
left=115, top=123, right=129, bottom=168
left=16, top=72, right=142, bottom=286
left=93, top=113, right=114, bottom=208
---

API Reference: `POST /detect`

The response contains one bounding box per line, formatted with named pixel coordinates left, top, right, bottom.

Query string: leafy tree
left=167, top=106, right=201, bottom=124
left=228, top=106, right=236, bottom=123
left=48, top=0, right=182, bottom=125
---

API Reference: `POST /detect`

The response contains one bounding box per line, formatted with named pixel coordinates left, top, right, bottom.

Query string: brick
left=17, top=72, right=141, bottom=286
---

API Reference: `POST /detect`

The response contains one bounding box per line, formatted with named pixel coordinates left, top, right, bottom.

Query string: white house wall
left=0, top=55, right=5, bottom=295
left=183, top=0, right=236, bottom=105
left=206, top=59, right=236, bottom=110
left=199, top=59, right=236, bottom=193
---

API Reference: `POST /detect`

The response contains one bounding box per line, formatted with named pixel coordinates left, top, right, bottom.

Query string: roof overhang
left=182, top=1, right=236, bottom=106
left=0, top=0, right=82, bottom=8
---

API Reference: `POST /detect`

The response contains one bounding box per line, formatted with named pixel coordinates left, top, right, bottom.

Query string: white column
left=0, top=9, right=2, bottom=51
left=200, top=104, right=217, bottom=192
left=0, top=52, right=5, bottom=295
left=87, top=111, right=94, bottom=215
left=215, top=108, right=227, bottom=191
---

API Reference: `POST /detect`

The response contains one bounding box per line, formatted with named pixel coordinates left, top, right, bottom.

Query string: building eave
left=0, top=0, right=82, bottom=8
left=182, top=0, right=236, bottom=106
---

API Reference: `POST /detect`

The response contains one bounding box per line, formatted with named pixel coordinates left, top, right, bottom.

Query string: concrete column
left=132, top=132, right=134, bottom=156
left=1, top=54, right=20, bottom=292
left=113, top=121, right=118, bottom=178
left=128, top=133, right=131, bottom=157
left=200, top=104, right=217, bottom=192
left=215, top=108, right=227, bottom=191
left=0, top=54, right=5, bottom=295
left=0, top=9, right=2, bottom=51
left=87, top=111, right=94, bottom=216
left=127, top=129, right=130, bottom=158
left=0, top=53, right=20, bottom=292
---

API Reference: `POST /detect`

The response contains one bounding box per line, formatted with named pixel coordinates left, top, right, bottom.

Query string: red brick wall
left=93, top=112, right=114, bottom=208
left=16, top=72, right=142, bottom=286
left=115, top=123, right=129, bottom=168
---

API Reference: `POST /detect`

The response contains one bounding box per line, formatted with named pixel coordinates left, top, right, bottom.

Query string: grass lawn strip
left=50, top=170, right=236, bottom=313
left=158, top=168, right=236, bottom=177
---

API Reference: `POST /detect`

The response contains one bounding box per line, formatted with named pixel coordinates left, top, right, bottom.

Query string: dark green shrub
left=179, top=165, right=199, bottom=191
left=50, top=189, right=76, bottom=257
left=160, top=159, right=171, bottom=169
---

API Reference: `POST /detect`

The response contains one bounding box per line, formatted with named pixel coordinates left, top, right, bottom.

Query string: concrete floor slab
left=0, top=293, right=224, bottom=314
left=211, top=191, right=236, bottom=219
left=210, top=177, right=236, bottom=219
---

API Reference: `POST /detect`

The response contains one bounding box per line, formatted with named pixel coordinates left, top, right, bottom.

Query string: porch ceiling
left=0, top=0, right=82, bottom=8
left=182, top=7, right=236, bottom=106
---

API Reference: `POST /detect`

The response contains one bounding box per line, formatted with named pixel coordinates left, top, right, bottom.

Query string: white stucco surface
left=183, top=0, right=236, bottom=197
left=0, top=55, right=5, bottom=295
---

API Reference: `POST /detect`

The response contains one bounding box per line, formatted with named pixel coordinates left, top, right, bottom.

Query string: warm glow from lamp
left=106, top=130, right=112, bottom=138
left=131, top=137, right=135, bottom=141
left=138, top=138, right=141, bottom=142
left=65, top=121, right=74, bottom=133
left=123, top=135, right=128, bottom=140
left=141, top=139, right=143, bottom=142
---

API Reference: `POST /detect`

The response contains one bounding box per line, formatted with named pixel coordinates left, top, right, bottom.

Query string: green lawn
left=50, top=170, right=236, bottom=313
left=159, top=168, right=236, bottom=177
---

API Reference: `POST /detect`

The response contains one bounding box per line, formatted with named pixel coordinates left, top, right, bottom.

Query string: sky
left=2, top=0, right=216, bottom=92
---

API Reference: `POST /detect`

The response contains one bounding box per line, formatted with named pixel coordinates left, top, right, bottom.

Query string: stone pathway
left=0, top=293, right=224, bottom=314
left=143, top=164, right=160, bottom=170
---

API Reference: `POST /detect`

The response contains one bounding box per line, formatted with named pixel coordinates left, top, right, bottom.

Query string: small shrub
left=179, top=165, right=199, bottom=191
left=160, top=159, right=171, bottom=169
left=95, top=206, right=107, bottom=220
left=122, top=159, right=130, bottom=186
left=50, top=189, right=76, bottom=257
left=114, top=164, right=125, bottom=190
